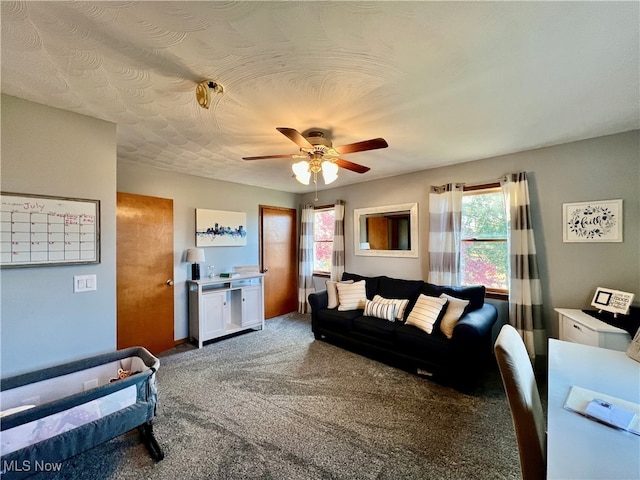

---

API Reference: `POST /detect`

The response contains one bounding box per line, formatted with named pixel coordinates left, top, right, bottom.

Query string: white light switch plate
left=74, top=274, right=97, bottom=292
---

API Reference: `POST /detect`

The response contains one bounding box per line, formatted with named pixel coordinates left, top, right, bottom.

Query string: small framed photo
left=563, top=199, right=622, bottom=242
left=591, top=287, right=635, bottom=316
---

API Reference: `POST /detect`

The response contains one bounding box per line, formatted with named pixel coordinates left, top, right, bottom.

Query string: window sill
left=485, top=290, right=508, bottom=301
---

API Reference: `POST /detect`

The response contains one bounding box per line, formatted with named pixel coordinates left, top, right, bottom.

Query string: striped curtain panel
left=428, top=183, right=464, bottom=285
left=297, top=204, right=315, bottom=313
left=330, top=200, right=345, bottom=281
left=501, top=172, right=545, bottom=360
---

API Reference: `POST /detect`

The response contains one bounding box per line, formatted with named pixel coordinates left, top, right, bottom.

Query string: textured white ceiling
left=2, top=1, right=638, bottom=194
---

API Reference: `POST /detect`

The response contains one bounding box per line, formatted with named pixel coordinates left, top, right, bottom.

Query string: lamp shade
left=321, top=161, right=338, bottom=184
left=186, top=248, right=205, bottom=263
left=292, top=161, right=311, bottom=185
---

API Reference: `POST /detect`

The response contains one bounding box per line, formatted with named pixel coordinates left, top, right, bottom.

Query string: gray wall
left=117, top=162, right=299, bottom=340
left=302, top=131, right=640, bottom=338
left=2, top=94, right=637, bottom=377
left=0, top=95, right=298, bottom=377
left=1, top=95, right=118, bottom=376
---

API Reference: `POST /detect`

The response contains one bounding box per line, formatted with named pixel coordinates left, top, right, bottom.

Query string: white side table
left=555, top=308, right=631, bottom=351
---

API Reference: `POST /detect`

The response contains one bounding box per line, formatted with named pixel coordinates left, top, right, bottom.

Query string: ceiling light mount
left=196, top=80, right=224, bottom=109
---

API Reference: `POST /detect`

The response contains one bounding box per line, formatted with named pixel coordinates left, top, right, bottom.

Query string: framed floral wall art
left=563, top=199, right=622, bottom=242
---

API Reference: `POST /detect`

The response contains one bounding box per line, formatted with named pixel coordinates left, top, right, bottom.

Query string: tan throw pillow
left=326, top=279, right=354, bottom=309
left=405, top=294, right=448, bottom=334
left=439, top=293, right=470, bottom=339
left=364, top=299, right=397, bottom=322
left=336, top=280, right=367, bottom=311
left=373, top=295, right=410, bottom=321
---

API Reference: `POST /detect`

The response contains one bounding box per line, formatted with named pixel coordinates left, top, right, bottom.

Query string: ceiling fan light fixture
left=244, top=127, right=387, bottom=191
left=321, top=161, right=338, bottom=184
left=292, top=160, right=311, bottom=185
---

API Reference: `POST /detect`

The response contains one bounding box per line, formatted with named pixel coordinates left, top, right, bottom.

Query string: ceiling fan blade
left=242, top=154, right=299, bottom=161
left=335, top=138, right=388, bottom=155
left=335, top=158, right=371, bottom=174
left=276, top=127, right=313, bottom=148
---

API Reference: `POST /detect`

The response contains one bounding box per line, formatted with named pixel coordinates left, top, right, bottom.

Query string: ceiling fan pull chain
left=314, top=176, right=318, bottom=202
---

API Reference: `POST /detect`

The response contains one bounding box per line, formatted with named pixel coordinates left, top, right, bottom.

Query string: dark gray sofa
left=309, top=272, right=498, bottom=389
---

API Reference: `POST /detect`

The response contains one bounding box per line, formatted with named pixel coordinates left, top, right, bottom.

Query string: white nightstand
left=556, top=308, right=631, bottom=352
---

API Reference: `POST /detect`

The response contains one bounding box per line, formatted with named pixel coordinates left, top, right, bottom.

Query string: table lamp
left=186, top=248, right=206, bottom=280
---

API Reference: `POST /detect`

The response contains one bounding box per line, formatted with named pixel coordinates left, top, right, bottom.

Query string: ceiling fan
left=242, top=128, right=388, bottom=186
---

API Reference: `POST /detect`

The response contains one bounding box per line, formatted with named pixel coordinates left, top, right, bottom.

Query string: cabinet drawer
left=562, top=318, right=598, bottom=346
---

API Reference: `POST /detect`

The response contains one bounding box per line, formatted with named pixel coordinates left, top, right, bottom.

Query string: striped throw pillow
left=373, top=295, right=410, bottom=320
left=364, top=299, right=397, bottom=322
left=336, top=280, right=367, bottom=311
left=405, top=294, right=448, bottom=334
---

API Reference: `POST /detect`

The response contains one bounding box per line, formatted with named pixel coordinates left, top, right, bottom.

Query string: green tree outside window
left=461, top=189, right=508, bottom=291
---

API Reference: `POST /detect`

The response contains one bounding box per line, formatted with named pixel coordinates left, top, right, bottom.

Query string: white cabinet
left=556, top=308, right=631, bottom=352
left=241, top=285, right=263, bottom=327
left=188, top=273, right=265, bottom=348
left=202, top=290, right=228, bottom=338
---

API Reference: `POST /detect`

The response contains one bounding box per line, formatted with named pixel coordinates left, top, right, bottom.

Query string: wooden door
left=367, top=217, right=389, bottom=249
left=260, top=205, right=298, bottom=318
left=117, top=192, right=175, bottom=353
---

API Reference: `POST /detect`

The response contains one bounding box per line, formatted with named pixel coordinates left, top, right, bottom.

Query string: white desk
left=547, top=339, right=640, bottom=479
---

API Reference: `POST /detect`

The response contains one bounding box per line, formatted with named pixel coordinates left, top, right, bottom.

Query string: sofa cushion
left=342, top=272, right=380, bottom=299
left=317, top=308, right=361, bottom=331
left=337, top=280, right=367, bottom=311
left=376, top=276, right=424, bottom=320
left=439, top=293, right=470, bottom=339
left=405, top=294, right=448, bottom=334
left=353, top=316, right=399, bottom=338
left=373, top=295, right=409, bottom=321
left=394, top=324, right=451, bottom=358
left=421, top=283, right=485, bottom=311
left=377, top=276, right=424, bottom=300
left=326, top=279, right=354, bottom=309
left=364, top=299, right=397, bottom=322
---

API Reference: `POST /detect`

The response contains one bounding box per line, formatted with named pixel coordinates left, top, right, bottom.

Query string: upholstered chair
left=494, top=324, right=546, bottom=480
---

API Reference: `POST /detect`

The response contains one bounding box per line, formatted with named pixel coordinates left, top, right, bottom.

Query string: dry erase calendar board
left=0, top=192, right=100, bottom=268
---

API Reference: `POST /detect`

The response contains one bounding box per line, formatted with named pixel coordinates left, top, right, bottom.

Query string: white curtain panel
left=331, top=200, right=345, bottom=281
left=501, top=172, right=545, bottom=360
left=297, top=204, right=315, bottom=313
left=428, top=183, right=464, bottom=285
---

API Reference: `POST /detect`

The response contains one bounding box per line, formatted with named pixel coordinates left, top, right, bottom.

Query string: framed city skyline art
left=195, top=208, right=247, bottom=247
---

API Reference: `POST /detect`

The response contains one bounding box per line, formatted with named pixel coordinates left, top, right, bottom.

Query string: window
left=313, top=207, right=334, bottom=274
left=460, top=185, right=508, bottom=294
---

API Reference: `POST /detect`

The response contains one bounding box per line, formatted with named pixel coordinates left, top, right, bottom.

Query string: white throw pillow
left=373, top=295, right=410, bottom=320
left=364, top=299, right=397, bottom=322
left=405, top=294, right=448, bottom=334
left=326, top=279, right=354, bottom=309
left=439, top=293, right=470, bottom=339
left=336, top=280, right=367, bottom=311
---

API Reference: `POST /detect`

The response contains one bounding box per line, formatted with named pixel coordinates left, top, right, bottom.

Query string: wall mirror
left=353, top=202, right=418, bottom=257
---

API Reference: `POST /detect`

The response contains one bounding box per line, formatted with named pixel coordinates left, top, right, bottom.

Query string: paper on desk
left=564, top=385, right=640, bottom=435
